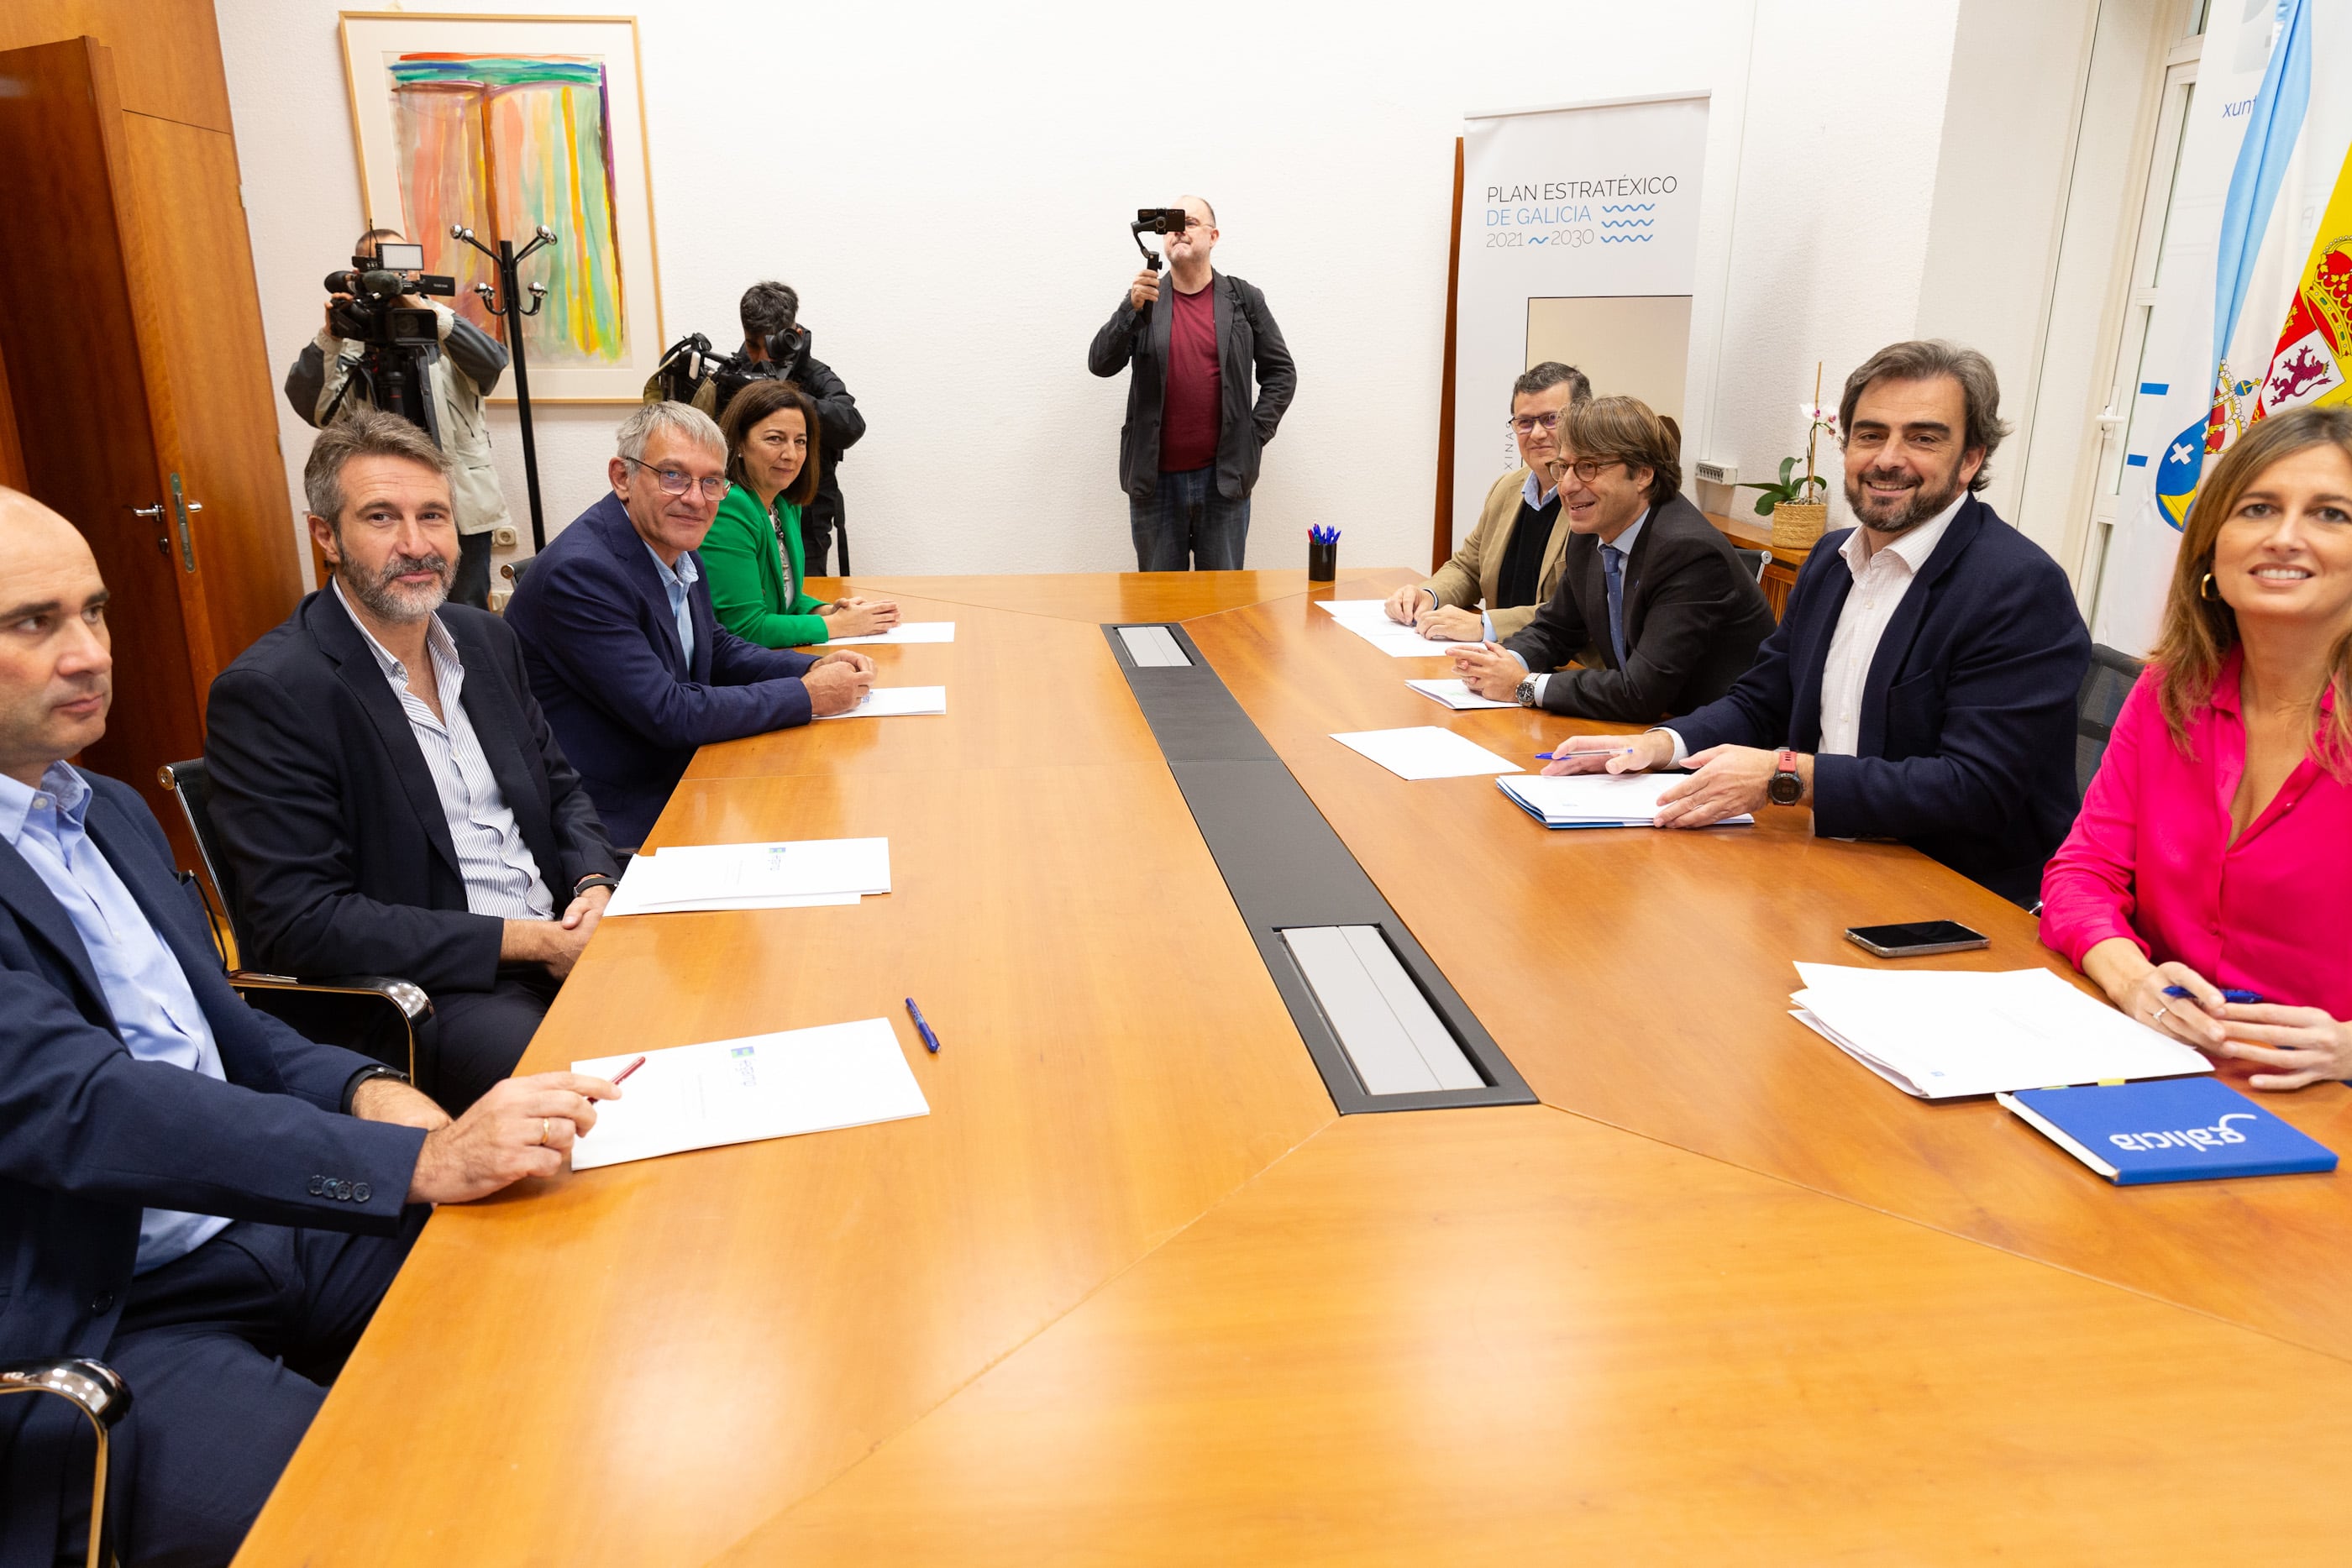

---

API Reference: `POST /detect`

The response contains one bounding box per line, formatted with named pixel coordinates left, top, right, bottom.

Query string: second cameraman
left=284, top=226, right=512, bottom=609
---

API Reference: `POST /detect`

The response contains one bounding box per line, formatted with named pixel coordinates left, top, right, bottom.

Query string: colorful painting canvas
left=340, top=14, right=661, bottom=401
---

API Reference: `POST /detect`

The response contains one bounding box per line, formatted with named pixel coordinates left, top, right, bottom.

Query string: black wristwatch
left=1767, top=748, right=1805, bottom=806
left=341, top=1064, right=411, bottom=1115
left=574, top=874, right=620, bottom=896
left=1515, top=678, right=1538, bottom=708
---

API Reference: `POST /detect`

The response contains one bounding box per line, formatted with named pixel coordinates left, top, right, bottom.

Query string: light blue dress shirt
left=0, top=763, right=231, bottom=1273
left=1512, top=509, right=1648, bottom=704
left=645, top=543, right=700, bottom=669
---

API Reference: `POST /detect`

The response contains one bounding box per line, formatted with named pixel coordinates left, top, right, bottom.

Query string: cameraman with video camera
left=1088, top=195, right=1295, bottom=570
left=722, top=281, right=865, bottom=575
left=284, top=226, right=512, bottom=609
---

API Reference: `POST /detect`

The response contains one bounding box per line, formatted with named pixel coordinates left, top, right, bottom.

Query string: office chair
left=500, top=557, right=532, bottom=589
left=1734, top=547, right=1770, bottom=585
left=158, top=760, right=431, bottom=1084
left=1, top=1358, right=132, bottom=1568
left=2074, top=644, right=2145, bottom=801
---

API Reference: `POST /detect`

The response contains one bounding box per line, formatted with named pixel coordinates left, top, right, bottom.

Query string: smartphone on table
left=1844, top=920, right=1990, bottom=959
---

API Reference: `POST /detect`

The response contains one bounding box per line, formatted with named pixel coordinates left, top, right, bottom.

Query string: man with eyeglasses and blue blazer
left=505, top=401, right=877, bottom=848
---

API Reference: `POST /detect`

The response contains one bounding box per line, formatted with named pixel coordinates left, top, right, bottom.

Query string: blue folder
left=1998, top=1078, right=2338, bottom=1185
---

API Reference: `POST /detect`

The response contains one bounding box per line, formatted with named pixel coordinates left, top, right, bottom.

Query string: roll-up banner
left=1449, top=92, right=1710, bottom=544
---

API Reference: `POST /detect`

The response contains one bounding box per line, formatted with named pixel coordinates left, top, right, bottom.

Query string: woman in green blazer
left=707, top=378, right=899, bottom=647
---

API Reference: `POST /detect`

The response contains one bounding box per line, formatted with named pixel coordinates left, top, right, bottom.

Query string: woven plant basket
left=1770, top=500, right=1830, bottom=561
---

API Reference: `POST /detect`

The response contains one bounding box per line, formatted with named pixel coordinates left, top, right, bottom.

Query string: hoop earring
left=2200, top=572, right=2220, bottom=603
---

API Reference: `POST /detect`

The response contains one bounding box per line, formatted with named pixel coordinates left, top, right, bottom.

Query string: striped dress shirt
left=334, top=581, right=555, bottom=919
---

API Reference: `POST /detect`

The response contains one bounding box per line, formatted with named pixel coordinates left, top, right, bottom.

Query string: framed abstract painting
left=339, top=12, right=663, bottom=401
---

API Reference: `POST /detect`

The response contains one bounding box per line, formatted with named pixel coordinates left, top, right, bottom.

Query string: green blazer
left=706, top=484, right=830, bottom=648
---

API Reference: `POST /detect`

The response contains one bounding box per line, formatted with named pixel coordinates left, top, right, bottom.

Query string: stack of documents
left=816, top=621, right=956, bottom=647
left=604, top=837, right=890, bottom=916
left=1497, top=772, right=1751, bottom=828
left=1315, top=599, right=1462, bottom=658
left=572, top=1019, right=930, bottom=1171
left=1788, top=963, right=2212, bottom=1099
left=1331, top=726, right=1520, bottom=780
left=814, top=685, right=948, bottom=719
left=1407, top=677, right=1514, bottom=711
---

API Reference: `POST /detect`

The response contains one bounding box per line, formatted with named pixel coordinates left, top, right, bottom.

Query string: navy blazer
left=504, top=493, right=818, bottom=846
left=0, top=772, right=425, bottom=1567
left=1672, top=497, right=2089, bottom=905
left=204, top=592, right=618, bottom=995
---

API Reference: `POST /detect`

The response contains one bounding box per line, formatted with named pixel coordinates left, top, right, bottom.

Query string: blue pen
left=904, top=996, right=942, bottom=1053
left=2164, top=985, right=2265, bottom=1005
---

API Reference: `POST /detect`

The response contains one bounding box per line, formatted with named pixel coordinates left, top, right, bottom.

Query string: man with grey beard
left=205, top=408, right=622, bottom=1111
left=1541, top=340, right=2089, bottom=905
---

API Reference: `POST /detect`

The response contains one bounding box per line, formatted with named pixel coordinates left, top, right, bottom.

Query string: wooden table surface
left=236, top=569, right=2352, bottom=1566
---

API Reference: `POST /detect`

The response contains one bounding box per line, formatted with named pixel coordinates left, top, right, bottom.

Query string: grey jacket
left=284, top=302, right=512, bottom=536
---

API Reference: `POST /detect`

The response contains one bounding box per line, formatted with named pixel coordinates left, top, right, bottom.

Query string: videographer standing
left=1088, top=196, right=1295, bottom=570
left=285, top=227, right=512, bottom=609
left=731, top=281, right=865, bottom=575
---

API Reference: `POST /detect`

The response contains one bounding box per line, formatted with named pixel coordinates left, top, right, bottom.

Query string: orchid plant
left=1737, top=364, right=1839, bottom=516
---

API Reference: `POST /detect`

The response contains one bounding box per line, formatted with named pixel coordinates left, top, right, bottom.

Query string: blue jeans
left=1130, top=466, right=1251, bottom=570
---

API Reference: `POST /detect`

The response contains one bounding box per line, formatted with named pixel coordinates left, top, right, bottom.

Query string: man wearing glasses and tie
left=1385, top=362, right=1592, bottom=642
left=1450, top=395, right=1776, bottom=722
left=1088, top=195, right=1296, bottom=570
left=505, top=401, right=876, bottom=847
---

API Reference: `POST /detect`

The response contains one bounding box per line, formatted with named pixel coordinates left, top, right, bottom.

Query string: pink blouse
left=2040, top=652, right=2352, bottom=1021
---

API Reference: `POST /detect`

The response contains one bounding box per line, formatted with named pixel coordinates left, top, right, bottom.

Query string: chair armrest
left=228, top=973, right=433, bottom=1082
left=3, top=1361, right=132, bottom=1568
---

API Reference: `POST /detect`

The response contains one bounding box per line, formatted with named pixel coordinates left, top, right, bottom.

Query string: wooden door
left=0, top=333, right=26, bottom=490
left=0, top=34, right=302, bottom=855
left=0, top=37, right=209, bottom=835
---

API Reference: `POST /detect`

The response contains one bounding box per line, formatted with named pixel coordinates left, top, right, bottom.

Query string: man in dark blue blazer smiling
left=504, top=401, right=875, bottom=847
left=1545, top=340, right=2089, bottom=905
left=0, top=490, right=622, bottom=1568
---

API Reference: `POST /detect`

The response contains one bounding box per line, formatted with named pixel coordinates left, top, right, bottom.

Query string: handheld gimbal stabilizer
left=1131, top=207, right=1190, bottom=275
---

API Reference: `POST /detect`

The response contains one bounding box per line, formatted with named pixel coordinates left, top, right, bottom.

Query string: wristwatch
left=574, top=874, right=621, bottom=896
left=1767, top=748, right=1805, bottom=805
left=1514, top=678, right=1537, bottom=708
left=340, top=1063, right=411, bottom=1115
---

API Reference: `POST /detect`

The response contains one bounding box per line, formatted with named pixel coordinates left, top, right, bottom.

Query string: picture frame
left=338, top=11, right=664, bottom=402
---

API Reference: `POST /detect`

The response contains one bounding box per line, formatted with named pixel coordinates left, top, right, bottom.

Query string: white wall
left=219, top=0, right=2102, bottom=586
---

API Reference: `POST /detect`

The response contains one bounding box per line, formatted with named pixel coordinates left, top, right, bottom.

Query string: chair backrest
left=2075, top=643, right=2145, bottom=800
left=1734, top=548, right=1769, bottom=585
left=501, top=557, right=533, bottom=586
left=157, top=758, right=256, bottom=959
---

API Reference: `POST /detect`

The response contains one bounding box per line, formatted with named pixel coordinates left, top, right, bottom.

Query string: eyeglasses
left=1551, top=459, right=1625, bottom=484
left=620, top=455, right=732, bottom=504
left=1509, top=412, right=1563, bottom=434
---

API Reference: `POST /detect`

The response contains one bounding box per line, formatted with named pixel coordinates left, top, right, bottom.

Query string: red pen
left=611, top=1055, right=647, bottom=1086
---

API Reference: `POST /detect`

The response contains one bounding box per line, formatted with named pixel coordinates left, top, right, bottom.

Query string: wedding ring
left=540, top=1119, right=551, bottom=1146
left=2152, top=1005, right=2171, bottom=1025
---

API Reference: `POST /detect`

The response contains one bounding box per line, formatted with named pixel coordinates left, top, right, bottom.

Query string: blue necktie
left=1600, top=543, right=1630, bottom=669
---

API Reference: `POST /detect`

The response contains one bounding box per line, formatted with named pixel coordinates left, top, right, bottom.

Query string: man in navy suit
left=207, top=410, right=621, bottom=1114
left=0, top=490, right=622, bottom=1567
left=504, top=401, right=875, bottom=847
left=1544, top=340, right=2090, bottom=905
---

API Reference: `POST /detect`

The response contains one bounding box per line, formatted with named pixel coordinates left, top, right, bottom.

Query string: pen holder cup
left=1307, top=538, right=1338, bottom=583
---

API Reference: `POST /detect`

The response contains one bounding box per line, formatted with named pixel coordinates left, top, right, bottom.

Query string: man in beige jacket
left=1385, top=362, right=1590, bottom=641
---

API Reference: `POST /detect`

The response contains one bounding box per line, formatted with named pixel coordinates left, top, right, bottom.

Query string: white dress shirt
left=1509, top=509, right=1649, bottom=704
left=335, top=582, right=555, bottom=919
left=1657, top=490, right=1963, bottom=763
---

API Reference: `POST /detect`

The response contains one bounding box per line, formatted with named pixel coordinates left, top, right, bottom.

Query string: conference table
left=235, top=569, right=2352, bottom=1565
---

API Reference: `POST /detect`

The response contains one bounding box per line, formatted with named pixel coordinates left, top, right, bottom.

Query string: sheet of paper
left=813, top=621, right=956, bottom=646
left=814, top=685, right=948, bottom=719
left=1406, top=678, right=1515, bottom=711
left=1315, top=599, right=1467, bottom=658
left=1787, top=964, right=2211, bottom=1099
left=605, top=838, right=890, bottom=915
left=1331, top=726, right=1523, bottom=780
left=571, top=1019, right=930, bottom=1170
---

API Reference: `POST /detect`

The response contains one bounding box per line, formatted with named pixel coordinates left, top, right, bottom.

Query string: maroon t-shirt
left=1158, top=282, right=1222, bottom=472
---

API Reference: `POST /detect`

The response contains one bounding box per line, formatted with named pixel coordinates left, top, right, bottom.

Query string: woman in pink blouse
left=2041, top=404, right=2352, bottom=1090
